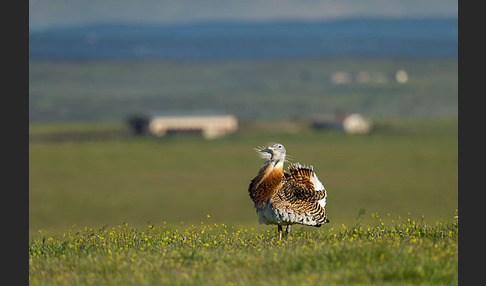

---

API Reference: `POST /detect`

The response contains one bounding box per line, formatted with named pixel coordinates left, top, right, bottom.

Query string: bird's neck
left=249, top=160, right=284, bottom=206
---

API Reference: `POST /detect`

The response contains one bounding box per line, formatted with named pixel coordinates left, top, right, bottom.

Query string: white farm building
left=128, top=112, right=238, bottom=139
left=148, top=114, right=238, bottom=139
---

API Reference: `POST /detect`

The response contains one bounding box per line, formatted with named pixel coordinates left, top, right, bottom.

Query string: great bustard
left=248, top=143, right=329, bottom=239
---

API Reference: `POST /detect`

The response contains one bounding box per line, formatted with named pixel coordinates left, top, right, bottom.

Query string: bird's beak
left=255, top=145, right=273, bottom=160
left=266, top=146, right=275, bottom=152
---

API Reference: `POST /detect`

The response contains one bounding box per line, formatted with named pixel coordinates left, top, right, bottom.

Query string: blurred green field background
left=29, top=59, right=458, bottom=122
left=29, top=118, right=457, bottom=235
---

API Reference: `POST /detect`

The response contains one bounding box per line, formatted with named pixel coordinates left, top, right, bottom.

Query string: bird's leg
left=286, top=225, right=291, bottom=238
left=278, top=225, right=283, bottom=240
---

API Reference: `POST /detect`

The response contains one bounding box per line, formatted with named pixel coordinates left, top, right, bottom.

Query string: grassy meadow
left=29, top=118, right=458, bottom=284
left=29, top=119, right=457, bottom=232
left=30, top=213, right=458, bottom=285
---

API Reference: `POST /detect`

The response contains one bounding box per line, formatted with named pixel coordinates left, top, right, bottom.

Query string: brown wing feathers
left=279, top=181, right=325, bottom=202
left=284, top=164, right=315, bottom=189
left=275, top=165, right=328, bottom=225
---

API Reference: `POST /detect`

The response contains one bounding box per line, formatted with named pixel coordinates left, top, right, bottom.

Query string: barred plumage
left=248, top=143, right=329, bottom=239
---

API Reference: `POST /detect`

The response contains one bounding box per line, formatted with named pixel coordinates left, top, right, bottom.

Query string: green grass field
left=29, top=118, right=457, bottom=284
left=30, top=213, right=458, bottom=285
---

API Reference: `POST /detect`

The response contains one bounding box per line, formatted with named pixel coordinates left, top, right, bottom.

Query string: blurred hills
left=29, top=18, right=457, bottom=61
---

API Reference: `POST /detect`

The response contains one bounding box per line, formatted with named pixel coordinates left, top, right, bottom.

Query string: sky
left=29, top=0, right=458, bottom=31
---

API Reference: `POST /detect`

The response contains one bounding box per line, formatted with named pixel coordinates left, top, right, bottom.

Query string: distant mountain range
left=29, top=17, right=457, bottom=61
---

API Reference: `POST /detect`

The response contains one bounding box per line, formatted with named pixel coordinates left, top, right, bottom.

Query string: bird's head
left=255, top=143, right=286, bottom=163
